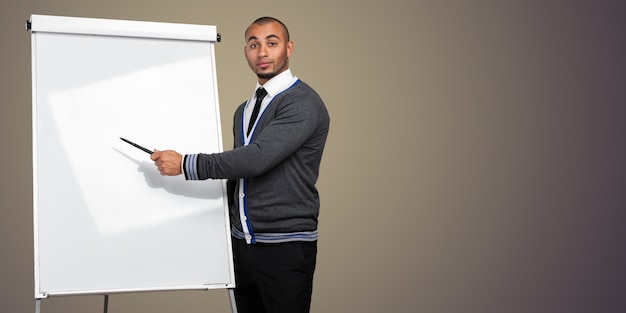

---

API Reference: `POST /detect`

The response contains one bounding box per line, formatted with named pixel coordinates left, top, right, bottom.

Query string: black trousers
left=232, top=238, right=317, bottom=313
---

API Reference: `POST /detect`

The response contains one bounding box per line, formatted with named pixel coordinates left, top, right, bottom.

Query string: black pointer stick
left=120, top=137, right=153, bottom=154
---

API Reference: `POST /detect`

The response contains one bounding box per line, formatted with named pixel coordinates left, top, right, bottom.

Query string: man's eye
left=268, top=42, right=277, bottom=46
left=250, top=43, right=258, bottom=48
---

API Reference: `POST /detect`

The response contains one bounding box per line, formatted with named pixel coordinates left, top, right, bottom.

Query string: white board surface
left=30, top=15, right=234, bottom=298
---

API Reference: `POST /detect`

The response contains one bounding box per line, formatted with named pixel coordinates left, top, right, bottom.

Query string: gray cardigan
left=182, top=79, right=330, bottom=243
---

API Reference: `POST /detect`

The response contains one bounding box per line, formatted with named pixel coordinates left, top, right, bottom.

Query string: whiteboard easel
left=28, top=14, right=236, bottom=312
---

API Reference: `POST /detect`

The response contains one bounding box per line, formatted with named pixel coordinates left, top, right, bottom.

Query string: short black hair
left=246, top=16, right=290, bottom=42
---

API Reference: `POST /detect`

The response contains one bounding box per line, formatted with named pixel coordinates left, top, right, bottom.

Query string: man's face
left=244, top=21, right=293, bottom=84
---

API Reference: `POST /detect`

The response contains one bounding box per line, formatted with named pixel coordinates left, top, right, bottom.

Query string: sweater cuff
left=182, top=154, right=199, bottom=180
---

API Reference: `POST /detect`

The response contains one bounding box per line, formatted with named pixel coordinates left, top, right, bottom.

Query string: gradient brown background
left=2, top=1, right=625, bottom=312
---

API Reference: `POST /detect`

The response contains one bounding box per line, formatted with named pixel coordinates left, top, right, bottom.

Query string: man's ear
left=287, top=41, right=294, bottom=58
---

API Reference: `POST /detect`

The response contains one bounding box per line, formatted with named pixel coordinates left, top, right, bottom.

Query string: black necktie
left=248, top=87, right=267, bottom=135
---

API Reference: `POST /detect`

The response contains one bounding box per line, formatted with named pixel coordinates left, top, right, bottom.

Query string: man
left=151, top=17, right=330, bottom=313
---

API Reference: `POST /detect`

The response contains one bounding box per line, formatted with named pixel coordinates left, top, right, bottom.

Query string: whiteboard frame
left=29, top=14, right=217, bottom=41
left=30, top=14, right=234, bottom=299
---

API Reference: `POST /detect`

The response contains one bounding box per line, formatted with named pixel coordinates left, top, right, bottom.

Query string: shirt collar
left=255, top=68, right=294, bottom=98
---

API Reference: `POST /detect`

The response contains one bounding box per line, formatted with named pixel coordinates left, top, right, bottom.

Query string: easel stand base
left=36, top=290, right=237, bottom=313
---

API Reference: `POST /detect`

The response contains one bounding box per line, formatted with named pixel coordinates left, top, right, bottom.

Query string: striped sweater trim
left=183, top=154, right=199, bottom=180
left=232, top=227, right=318, bottom=244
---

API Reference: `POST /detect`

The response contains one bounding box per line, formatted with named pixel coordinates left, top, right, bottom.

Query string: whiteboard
left=30, top=15, right=234, bottom=298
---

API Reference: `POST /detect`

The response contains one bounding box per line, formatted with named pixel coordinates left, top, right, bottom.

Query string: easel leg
left=35, top=299, right=41, bottom=313
left=228, top=289, right=238, bottom=313
left=103, top=294, right=109, bottom=313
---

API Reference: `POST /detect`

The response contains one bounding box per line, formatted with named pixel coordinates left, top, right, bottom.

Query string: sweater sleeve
left=182, top=84, right=328, bottom=181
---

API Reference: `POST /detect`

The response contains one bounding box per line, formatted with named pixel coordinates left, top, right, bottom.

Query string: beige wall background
left=2, top=1, right=625, bottom=312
